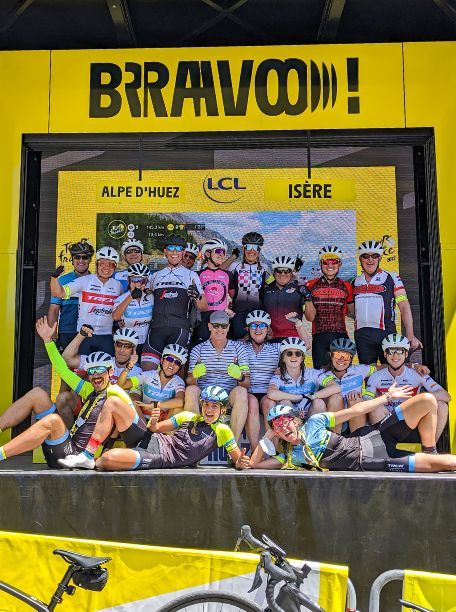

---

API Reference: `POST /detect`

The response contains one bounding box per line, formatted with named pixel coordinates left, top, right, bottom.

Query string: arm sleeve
left=44, top=341, right=93, bottom=399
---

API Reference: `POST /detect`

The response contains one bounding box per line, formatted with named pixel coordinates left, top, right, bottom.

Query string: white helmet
left=96, top=246, right=119, bottom=263
left=201, top=238, right=227, bottom=257
left=162, top=343, right=188, bottom=364
left=358, top=240, right=384, bottom=256
left=382, top=333, right=410, bottom=351
left=121, top=239, right=144, bottom=255
left=113, top=328, right=140, bottom=347
left=280, top=337, right=308, bottom=354
left=246, top=310, right=271, bottom=326
left=272, top=255, right=296, bottom=271
left=127, top=263, right=150, bottom=277
left=319, top=245, right=343, bottom=261
left=185, top=242, right=199, bottom=256
left=84, top=352, right=114, bottom=370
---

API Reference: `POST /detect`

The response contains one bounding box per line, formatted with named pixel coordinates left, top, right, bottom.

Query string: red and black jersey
left=305, top=276, right=353, bottom=335
left=263, top=280, right=306, bottom=339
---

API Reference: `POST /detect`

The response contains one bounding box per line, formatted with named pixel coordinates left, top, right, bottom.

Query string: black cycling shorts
left=41, top=430, right=77, bottom=470
left=120, top=413, right=147, bottom=448
left=142, top=326, right=190, bottom=365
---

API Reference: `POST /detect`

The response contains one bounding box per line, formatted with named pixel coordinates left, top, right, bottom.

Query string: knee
left=327, top=393, right=343, bottom=410
left=40, top=413, right=63, bottom=432
left=311, top=398, right=326, bottom=414
left=55, top=391, right=74, bottom=408
left=28, top=387, right=51, bottom=405
left=96, top=450, right=117, bottom=470
left=420, top=392, right=438, bottom=410
left=231, top=386, right=247, bottom=403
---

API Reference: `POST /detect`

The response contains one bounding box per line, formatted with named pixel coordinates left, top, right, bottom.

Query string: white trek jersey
left=139, top=370, right=185, bottom=404
left=363, top=366, right=443, bottom=409
left=63, top=274, right=122, bottom=334
left=113, top=292, right=154, bottom=344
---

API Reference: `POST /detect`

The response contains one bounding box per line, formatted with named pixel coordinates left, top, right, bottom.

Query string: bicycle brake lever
left=248, top=560, right=264, bottom=593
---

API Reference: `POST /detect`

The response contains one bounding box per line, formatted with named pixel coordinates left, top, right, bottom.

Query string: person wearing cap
left=353, top=239, right=422, bottom=364
left=114, top=239, right=150, bottom=292
left=47, top=240, right=94, bottom=351
left=304, top=246, right=354, bottom=369
left=185, top=310, right=255, bottom=445
left=141, top=234, right=207, bottom=371
left=182, top=242, right=199, bottom=270
left=363, top=333, right=450, bottom=448
left=0, top=317, right=146, bottom=470
left=50, top=246, right=122, bottom=355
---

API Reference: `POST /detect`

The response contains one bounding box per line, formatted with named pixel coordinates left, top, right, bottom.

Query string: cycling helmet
left=242, top=232, right=264, bottom=247
left=84, top=352, right=114, bottom=369
left=201, top=238, right=228, bottom=257
left=280, top=337, right=307, bottom=354
left=246, top=310, right=271, bottom=326
left=127, top=263, right=150, bottom=277
left=330, top=337, right=357, bottom=355
left=272, top=255, right=296, bottom=271
left=267, top=404, right=295, bottom=423
left=319, top=245, right=343, bottom=261
left=164, top=234, right=186, bottom=248
left=358, top=240, right=384, bottom=256
left=162, top=343, right=188, bottom=365
left=382, top=333, right=410, bottom=351
left=121, top=239, right=144, bottom=255
left=200, top=385, right=229, bottom=406
left=96, top=246, right=119, bottom=263
left=69, top=241, right=94, bottom=257
left=113, top=328, right=140, bottom=347
left=185, top=242, right=199, bottom=256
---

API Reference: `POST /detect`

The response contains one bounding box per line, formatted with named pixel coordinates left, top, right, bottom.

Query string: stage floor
left=1, top=454, right=455, bottom=610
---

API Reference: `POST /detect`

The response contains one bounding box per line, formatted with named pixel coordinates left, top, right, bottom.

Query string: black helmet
left=69, top=241, right=94, bottom=257
left=242, top=232, right=264, bottom=247
left=163, top=234, right=186, bottom=249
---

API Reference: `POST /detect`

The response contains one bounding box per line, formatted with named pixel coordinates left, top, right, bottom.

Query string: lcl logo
left=203, top=176, right=246, bottom=203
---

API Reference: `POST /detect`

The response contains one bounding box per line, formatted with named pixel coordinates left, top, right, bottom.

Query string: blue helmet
left=329, top=337, right=356, bottom=356
left=267, top=404, right=295, bottom=424
left=200, top=385, right=229, bottom=406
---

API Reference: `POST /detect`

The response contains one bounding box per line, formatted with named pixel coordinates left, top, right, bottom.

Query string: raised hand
left=187, top=280, right=201, bottom=301
left=36, top=316, right=57, bottom=342
left=388, top=382, right=414, bottom=400
left=80, top=324, right=94, bottom=338
left=51, top=264, right=65, bottom=279
left=285, top=312, right=301, bottom=324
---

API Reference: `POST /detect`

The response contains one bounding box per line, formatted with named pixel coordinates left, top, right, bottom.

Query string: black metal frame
left=17, top=127, right=447, bottom=447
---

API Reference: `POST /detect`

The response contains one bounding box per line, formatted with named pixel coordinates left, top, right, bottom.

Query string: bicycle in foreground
left=0, top=549, right=111, bottom=611
left=157, top=524, right=326, bottom=611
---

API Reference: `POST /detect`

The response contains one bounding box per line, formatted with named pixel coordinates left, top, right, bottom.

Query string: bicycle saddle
left=53, top=549, right=111, bottom=569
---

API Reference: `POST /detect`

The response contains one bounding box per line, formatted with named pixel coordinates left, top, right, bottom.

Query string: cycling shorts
left=41, top=430, right=76, bottom=470
left=142, top=326, right=190, bottom=365
left=133, top=433, right=165, bottom=469
left=120, top=413, right=147, bottom=448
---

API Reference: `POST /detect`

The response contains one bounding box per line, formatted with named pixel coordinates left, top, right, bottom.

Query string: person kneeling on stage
left=0, top=317, right=145, bottom=469
left=94, top=386, right=250, bottom=471
left=363, top=333, right=450, bottom=444
left=250, top=386, right=456, bottom=472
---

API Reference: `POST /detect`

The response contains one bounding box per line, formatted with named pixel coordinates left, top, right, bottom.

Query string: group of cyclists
left=0, top=229, right=453, bottom=475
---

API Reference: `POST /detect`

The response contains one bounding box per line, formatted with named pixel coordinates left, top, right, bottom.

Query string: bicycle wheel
left=155, top=590, right=263, bottom=612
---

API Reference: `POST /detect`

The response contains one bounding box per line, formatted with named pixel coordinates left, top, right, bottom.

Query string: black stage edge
left=1, top=460, right=455, bottom=611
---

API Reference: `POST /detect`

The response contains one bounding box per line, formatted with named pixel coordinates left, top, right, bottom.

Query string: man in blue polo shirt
left=47, top=240, right=94, bottom=350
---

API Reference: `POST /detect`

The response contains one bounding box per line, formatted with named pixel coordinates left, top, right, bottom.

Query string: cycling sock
left=422, top=445, right=438, bottom=454
left=83, top=436, right=103, bottom=460
left=0, top=446, right=6, bottom=461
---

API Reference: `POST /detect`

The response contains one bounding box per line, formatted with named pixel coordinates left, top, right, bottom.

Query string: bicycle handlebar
left=239, top=525, right=268, bottom=551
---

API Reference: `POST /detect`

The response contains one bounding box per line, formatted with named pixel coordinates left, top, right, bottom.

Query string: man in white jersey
left=185, top=310, right=254, bottom=445
left=353, top=240, right=422, bottom=364
left=364, top=333, right=450, bottom=448
left=50, top=246, right=122, bottom=355
left=141, top=234, right=207, bottom=370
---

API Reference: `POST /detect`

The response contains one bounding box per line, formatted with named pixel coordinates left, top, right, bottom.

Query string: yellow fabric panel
left=403, top=569, right=456, bottom=612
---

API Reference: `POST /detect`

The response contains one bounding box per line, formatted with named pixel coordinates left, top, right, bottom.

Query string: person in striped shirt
left=185, top=310, right=256, bottom=445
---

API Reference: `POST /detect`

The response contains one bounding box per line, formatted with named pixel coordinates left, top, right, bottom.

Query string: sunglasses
left=125, top=248, right=142, bottom=255
left=130, top=276, right=148, bottom=284
left=212, top=248, right=226, bottom=255
left=163, top=355, right=182, bottom=367
left=166, top=245, right=185, bottom=252
left=244, top=244, right=260, bottom=251
left=115, top=341, right=135, bottom=349
left=86, top=366, right=109, bottom=375
left=211, top=323, right=229, bottom=329
left=360, top=253, right=381, bottom=260
left=271, top=416, right=294, bottom=431
left=275, top=268, right=292, bottom=274
left=385, top=347, right=407, bottom=355
left=322, top=258, right=340, bottom=266
left=73, top=254, right=90, bottom=261
left=249, top=322, right=268, bottom=330
left=332, top=351, right=352, bottom=360
left=285, top=350, right=304, bottom=357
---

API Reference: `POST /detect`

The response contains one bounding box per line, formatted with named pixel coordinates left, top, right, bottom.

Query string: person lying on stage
left=59, top=385, right=250, bottom=471
left=0, top=317, right=146, bottom=469
left=249, top=385, right=456, bottom=473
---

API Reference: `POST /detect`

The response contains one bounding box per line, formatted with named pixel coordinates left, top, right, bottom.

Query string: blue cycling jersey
left=50, top=270, right=80, bottom=333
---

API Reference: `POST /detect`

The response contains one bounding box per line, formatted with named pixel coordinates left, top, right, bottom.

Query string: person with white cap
left=114, top=239, right=149, bottom=292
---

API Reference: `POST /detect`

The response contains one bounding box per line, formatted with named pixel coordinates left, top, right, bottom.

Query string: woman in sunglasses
left=133, top=344, right=187, bottom=424
left=112, top=263, right=154, bottom=357
left=262, top=255, right=311, bottom=344
left=267, top=337, right=341, bottom=424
